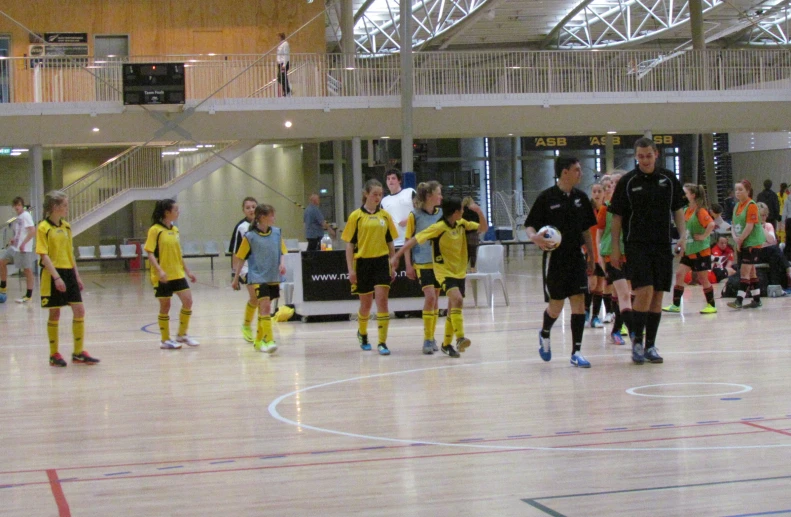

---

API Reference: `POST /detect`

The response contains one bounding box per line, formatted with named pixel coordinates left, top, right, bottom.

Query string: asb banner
left=301, top=251, right=424, bottom=302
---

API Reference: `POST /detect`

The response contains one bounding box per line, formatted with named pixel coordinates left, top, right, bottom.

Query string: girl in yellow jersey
left=145, top=199, right=198, bottom=349
left=37, top=190, right=100, bottom=367
left=232, top=204, right=288, bottom=354
left=393, top=197, right=488, bottom=358
left=342, top=179, right=398, bottom=355
left=404, top=181, right=443, bottom=354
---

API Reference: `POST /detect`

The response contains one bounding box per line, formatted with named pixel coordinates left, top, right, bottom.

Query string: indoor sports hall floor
left=1, top=251, right=790, bottom=517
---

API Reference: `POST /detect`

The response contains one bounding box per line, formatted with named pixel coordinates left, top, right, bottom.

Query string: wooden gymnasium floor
left=1, top=251, right=790, bottom=517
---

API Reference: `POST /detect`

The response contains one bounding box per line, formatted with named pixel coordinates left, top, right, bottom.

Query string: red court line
left=46, top=469, right=71, bottom=517
left=3, top=416, right=789, bottom=476
left=742, top=421, right=791, bottom=437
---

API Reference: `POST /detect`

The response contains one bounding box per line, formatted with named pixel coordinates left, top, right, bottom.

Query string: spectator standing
left=0, top=196, right=36, bottom=303
left=276, top=32, right=291, bottom=97
left=722, top=188, right=736, bottom=224
left=756, top=179, right=780, bottom=230
left=304, top=194, right=334, bottom=251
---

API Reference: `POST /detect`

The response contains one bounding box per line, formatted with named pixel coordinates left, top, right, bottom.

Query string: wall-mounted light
left=92, top=127, right=100, bottom=132
left=285, top=121, right=293, bottom=128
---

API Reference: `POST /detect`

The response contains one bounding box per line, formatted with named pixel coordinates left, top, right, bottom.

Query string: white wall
left=175, top=144, right=307, bottom=248
left=730, top=148, right=791, bottom=194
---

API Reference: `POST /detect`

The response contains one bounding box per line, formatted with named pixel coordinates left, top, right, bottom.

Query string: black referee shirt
left=608, top=167, right=685, bottom=246
left=525, top=185, right=597, bottom=253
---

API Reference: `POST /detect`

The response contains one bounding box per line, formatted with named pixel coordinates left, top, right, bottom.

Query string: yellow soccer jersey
left=415, top=218, right=479, bottom=282
left=144, top=223, right=186, bottom=285
left=36, top=218, right=75, bottom=269
left=341, top=206, right=398, bottom=259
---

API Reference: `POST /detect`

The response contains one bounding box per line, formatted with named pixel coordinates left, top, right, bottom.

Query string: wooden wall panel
left=0, top=0, right=325, bottom=57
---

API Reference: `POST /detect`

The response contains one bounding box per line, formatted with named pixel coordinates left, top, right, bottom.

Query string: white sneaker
left=176, top=335, right=200, bottom=347
left=15, top=296, right=31, bottom=304
left=602, top=312, right=614, bottom=323
left=160, top=340, right=182, bottom=349
left=264, top=341, right=278, bottom=354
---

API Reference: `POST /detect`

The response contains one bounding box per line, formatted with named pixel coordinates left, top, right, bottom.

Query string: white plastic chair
left=203, top=241, right=220, bottom=255
left=285, top=238, right=299, bottom=251
left=119, top=244, right=138, bottom=258
left=77, top=246, right=96, bottom=260
left=280, top=252, right=299, bottom=306
left=99, top=245, right=117, bottom=259
left=467, top=244, right=509, bottom=307
left=182, top=241, right=201, bottom=256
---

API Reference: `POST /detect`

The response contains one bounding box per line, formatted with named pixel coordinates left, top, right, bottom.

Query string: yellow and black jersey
left=36, top=218, right=75, bottom=269
left=415, top=218, right=479, bottom=282
left=341, top=206, right=398, bottom=259
left=144, top=223, right=186, bottom=284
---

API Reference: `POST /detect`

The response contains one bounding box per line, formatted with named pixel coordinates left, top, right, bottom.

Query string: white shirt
left=277, top=40, right=290, bottom=65
left=236, top=221, right=251, bottom=276
left=381, top=188, right=416, bottom=246
left=10, top=211, right=34, bottom=252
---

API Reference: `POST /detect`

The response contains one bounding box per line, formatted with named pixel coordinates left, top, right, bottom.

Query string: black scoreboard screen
left=122, top=63, right=185, bottom=105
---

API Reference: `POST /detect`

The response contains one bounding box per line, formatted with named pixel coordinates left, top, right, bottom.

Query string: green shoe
left=700, top=304, right=717, bottom=314
left=662, top=304, right=680, bottom=313
left=263, top=341, right=278, bottom=354
left=620, top=324, right=628, bottom=336
left=241, top=325, right=254, bottom=343
left=254, top=340, right=266, bottom=352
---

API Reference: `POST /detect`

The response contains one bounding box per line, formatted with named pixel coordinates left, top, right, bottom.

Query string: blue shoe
left=378, top=343, right=390, bottom=356
left=570, top=352, right=591, bottom=368
left=358, top=331, right=371, bottom=351
left=632, top=342, right=645, bottom=365
left=610, top=332, right=625, bottom=346
left=644, top=346, right=663, bottom=363
left=538, top=331, right=552, bottom=362
left=431, top=339, right=439, bottom=352
left=590, top=316, right=603, bottom=329
left=422, top=339, right=434, bottom=355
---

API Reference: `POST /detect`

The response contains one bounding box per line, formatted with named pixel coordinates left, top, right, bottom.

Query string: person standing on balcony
left=381, top=169, right=416, bottom=247
left=36, top=190, right=99, bottom=367
left=277, top=32, right=291, bottom=97
left=0, top=196, right=35, bottom=303
left=609, top=138, right=686, bottom=365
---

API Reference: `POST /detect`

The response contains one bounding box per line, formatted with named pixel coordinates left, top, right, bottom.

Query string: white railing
left=64, top=142, right=234, bottom=222
left=2, top=50, right=789, bottom=104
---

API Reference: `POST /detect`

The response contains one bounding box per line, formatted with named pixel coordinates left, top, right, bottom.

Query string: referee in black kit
left=526, top=156, right=597, bottom=368
left=608, top=137, right=686, bottom=365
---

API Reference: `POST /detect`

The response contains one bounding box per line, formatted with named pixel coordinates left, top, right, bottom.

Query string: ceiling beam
left=540, top=0, right=598, bottom=49
left=436, top=0, right=511, bottom=49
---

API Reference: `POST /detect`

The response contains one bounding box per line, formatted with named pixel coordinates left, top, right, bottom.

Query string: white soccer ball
left=538, top=225, right=562, bottom=250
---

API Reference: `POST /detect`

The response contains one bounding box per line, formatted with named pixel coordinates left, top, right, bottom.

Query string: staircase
left=66, top=140, right=260, bottom=236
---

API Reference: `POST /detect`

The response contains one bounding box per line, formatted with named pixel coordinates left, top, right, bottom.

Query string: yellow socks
left=73, top=317, right=85, bottom=355
left=244, top=302, right=256, bottom=327
left=376, top=312, right=390, bottom=345
left=443, top=316, right=454, bottom=346
left=450, top=308, right=464, bottom=339
left=422, top=310, right=433, bottom=340
left=257, top=315, right=273, bottom=343
left=158, top=314, right=170, bottom=342
left=178, top=308, right=192, bottom=337
left=358, top=311, right=369, bottom=337
left=432, top=309, right=439, bottom=338
left=48, top=320, right=59, bottom=356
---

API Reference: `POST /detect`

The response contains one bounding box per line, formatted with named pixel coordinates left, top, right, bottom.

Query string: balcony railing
left=1, top=50, right=789, bottom=105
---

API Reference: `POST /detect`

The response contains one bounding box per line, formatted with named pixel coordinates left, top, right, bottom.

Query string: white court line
left=268, top=350, right=791, bottom=453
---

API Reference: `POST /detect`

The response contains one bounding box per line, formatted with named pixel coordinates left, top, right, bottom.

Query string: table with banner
left=288, top=250, right=446, bottom=318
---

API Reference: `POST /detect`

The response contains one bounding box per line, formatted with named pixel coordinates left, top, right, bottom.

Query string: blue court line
left=698, top=420, right=721, bottom=424
left=310, top=450, right=340, bottom=455
left=555, top=431, right=579, bottom=435
left=104, top=472, right=131, bottom=476
left=742, top=417, right=765, bottom=421
left=360, top=446, right=386, bottom=450
left=522, top=474, right=791, bottom=516
left=457, top=438, right=484, bottom=442
left=604, top=427, right=628, bottom=431
left=156, top=466, right=183, bottom=470
left=209, top=460, right=236, bottom=465
left=650, top=424, right=675, bottom=428
left=507, top=434, right=533, bottom=438
left=410, top=442, right=430, bottom=446
left=724, top=510, right=791, bottom=517
left=140, top=323, right=160, bottom=335
left=722, top=398, right=742, bottom=401
left=260, top=455, right=286, bottom=460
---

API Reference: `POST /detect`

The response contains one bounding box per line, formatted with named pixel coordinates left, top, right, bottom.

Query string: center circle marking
left=625, top=382, right=753, bottom=398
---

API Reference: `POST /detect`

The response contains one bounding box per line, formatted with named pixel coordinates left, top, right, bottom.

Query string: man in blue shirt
left=303, top=194, right=334, bottom=250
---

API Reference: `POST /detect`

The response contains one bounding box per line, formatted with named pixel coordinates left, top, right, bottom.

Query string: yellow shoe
left=241, top=325, right=253, bottom=343
left=700, top=304, right=717, bottom=314
left=620, top=324, right=628, bottom=336
left=254, top=340, right=266, bottom=352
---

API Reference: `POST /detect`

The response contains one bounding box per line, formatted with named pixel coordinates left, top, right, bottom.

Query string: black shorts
left=41, top=268, right=82, bottom=309
left=441, top=277, right=466, bottom=297
left=594, top=263, right=606, bottom=278
left=254, top=283, right=280, bottom=300
left=680, top=254, right=712, bottom=272
left=605, top=261, right=628, bottom=284
left=739, top=246, right=762, bottom=265
left=352, top=255, right=391, bottom=295
left=625, top=244, right=674, bottom=292
left=542, top=250, right=588, bottom=302
left=416, top=267, right=440, bottom=290
left=155, top=277, right=190, bottom=298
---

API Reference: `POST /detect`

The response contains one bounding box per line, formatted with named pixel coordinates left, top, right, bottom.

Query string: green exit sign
left=0, top=148, right=11, bottom=155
